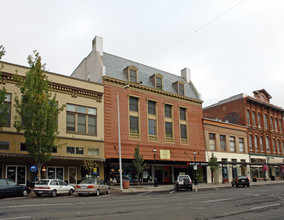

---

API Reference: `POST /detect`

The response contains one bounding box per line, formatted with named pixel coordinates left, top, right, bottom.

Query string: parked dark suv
left=231, top=176, right=250, bottom=188
left=174, top=175, right=193, bottom=191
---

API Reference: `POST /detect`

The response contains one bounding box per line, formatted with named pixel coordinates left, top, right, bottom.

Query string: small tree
left=14, top=51, right=64, bottom=180
left=132, top=144, right=146, bottom=186
left=0, top=45, right=8, bottom=129
left=83, top=160, right=100, bottom=177
left=208, top=153, right=220, bottom=183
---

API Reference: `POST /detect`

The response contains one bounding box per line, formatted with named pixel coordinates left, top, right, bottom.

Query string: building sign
left=251, top=158, right=266, bottom=164
left=160, top=150, right=170, bottom=160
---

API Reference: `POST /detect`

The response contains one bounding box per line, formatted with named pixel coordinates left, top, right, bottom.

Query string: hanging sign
left=30, top=166, right=37, bottom=172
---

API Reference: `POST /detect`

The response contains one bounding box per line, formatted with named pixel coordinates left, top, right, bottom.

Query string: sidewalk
left=111, top=180, right=284, bottom=194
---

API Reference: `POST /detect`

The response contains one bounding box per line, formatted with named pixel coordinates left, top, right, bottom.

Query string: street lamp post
left=117, top=85, right=129, bottom=190
left=193, top=151, right=198, bottom=185
left=153, top=148, right=158, bottom=187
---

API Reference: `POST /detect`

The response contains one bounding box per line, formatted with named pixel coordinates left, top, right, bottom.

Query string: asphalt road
left=0, top=184, right=283, bottom=220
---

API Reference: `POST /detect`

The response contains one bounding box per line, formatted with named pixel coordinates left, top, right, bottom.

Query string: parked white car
left=75, top=178, right=110, bottom=196
left=34, top=179, right=74, bottom=197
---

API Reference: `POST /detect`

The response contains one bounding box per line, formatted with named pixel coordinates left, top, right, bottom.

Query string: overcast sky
left=1, top=0, right=284, bottom=108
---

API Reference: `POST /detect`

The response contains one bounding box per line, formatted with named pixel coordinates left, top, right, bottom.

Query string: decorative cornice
left=246, top=96, right=284, bottom=113
left=0, top=72, right=103, bottom=102
left=103, top=76, right=203, bottom=105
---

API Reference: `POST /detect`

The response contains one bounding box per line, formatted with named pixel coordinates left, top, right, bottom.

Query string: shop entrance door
left=68, top=167, right=77, bottom=184
left=6, top=166, right=26, bottom=185
left=48, top=167, right=64, bottom=180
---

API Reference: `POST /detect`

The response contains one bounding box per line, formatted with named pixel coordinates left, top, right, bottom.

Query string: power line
left=144, top=0, right=246, bottom=63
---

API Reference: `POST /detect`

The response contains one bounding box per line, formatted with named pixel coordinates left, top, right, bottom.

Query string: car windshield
left=80, top=178, right=96, bottom=184
left=36, top=180, right=50, bottom=185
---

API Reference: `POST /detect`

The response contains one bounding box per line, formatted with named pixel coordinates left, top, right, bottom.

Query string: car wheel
left=96, top=189, right=100, bottom=196
left=236, top=184, right=239, bottom=188
left=51, top=190, right=57, bottom=198
left=22, top=190, right=28, bottom=197
left=247, top=184, right=250, bottom=187
left=36, top=193, right=42, bottom=197
left=107, top=188, right=110, bottom=194
left=69, top=189, right=74, bottom=195
left=189, top=187, right=193, bottom=191
left=231, top=184, right=234, bottom=187
left=175, top=186, right=179, bottom=191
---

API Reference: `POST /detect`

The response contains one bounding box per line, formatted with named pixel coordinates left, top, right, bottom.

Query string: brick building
left=72, top=36, right=206, bottom=184
left=203, top=90, right=284, bottom=180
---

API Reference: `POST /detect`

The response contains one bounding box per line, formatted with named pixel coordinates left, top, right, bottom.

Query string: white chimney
left=92, top=36, right=103, bottom=56
left=181, top=68, right=191, bottom=83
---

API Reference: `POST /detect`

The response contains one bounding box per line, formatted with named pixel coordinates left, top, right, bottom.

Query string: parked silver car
left=34, top=179, right=74, bottom=197
left=75, top=178, right=110, bottom=196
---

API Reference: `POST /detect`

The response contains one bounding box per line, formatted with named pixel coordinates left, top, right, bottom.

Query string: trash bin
left=123, top=179, right=129, bottom=189
left=154, top=178, right=158, bottom=187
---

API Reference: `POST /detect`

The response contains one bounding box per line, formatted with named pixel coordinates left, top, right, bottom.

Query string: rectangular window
left=277, top=140, right=280, bottom=153
left=130, top=69, right=137, bottom=83
left=239, top=138, right=244, bottom=152
left=129, top=97, right=138, bottom=112
left=266, top=136, right=270, bottom=152
left=275, top=118, right=278, bottom=131
left=20, top=143, right=27, bottom=151
left=165, top=104, right=172, bottom=118
left=260, top=137, right=264, bottom=151
left=273, top=139, right=276, bottom=152
left=252, top=112, right=256, bottom=127
left=52, top=147, right=57, bottom=153
left=258, top=113, right=261, bottom=128
left=179, top=84, right=184, bottom=96
left=148, top=119, right=156, bottom=136
left=180, top=107, right=186, bottom=121
left=180, top=124, right=187, bottom=139
left=230, top=136, right=236, bottom=152
left=148, top=101, right=156, bottom=115
left=3, top=93, right=11, bottom=126
left=76, top=147, right=84, bottom=155
left=87, top=148, right=99, bottom=156
left=130, top=116, right=139, bottom=134
left=209, top=133, right=216, bottom=150
left=165, top=122, right=173, bottom=137
left=0, top=141, right=9, bottom=150
left=66, top=146, right=75, bottom=154
left=254, top=136, right=258, bottom=151
left=66, top=104, right=97, bottom=135
left=279, top=119, right=282, bottom=132
left=264, top=114, right=268, bottom=129
left=247, top=110, right=251, bottom=125
left=220, top=135, right=226, bottom=151
left=270, top=116, right=274, bottom=130
left=156, top=77, right=162, bottom=89
left=249, top=135, right=253, bottom=151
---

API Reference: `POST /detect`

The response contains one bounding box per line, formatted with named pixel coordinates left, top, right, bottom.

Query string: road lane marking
left=138, top=192, right=151, bottom=196
left=0, top=216, right=31, bottom=220
left=202, top=198, right=232, bottom=203
left=250, top=203, right=281, bottom=210
left=170, top=190, right=175, bottom=194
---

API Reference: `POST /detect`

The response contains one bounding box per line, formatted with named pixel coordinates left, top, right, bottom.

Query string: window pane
left=179, top=84, right=184, bottom=95
left=67, top=113, right=75, bottom=131
left=209, top=133, right=216, bottom=150
left=129, top=97, right=138, bottom=112
left=20, top=143, right=27, bottom=151
left=148, top=101, right=156, bottom=115
left=266, top=137, right=270, bottom=151
left=180, top=124, right=187, bottom=139
left=180, top=108, right=186, bottom=120
left=87, top=148, right=99, bottom=156
left=165, top=122, right=173, bottom=137
left=76, top=147, right=84, bottom=155
left=67, top=104, right=76, bottom=112
left=88, top=116, right=97, bottom=134
left=130, top=116, right=139, bottom=134
left=230, top=136, right=236, bottom=152
left=78, top=106, right=87, bottom=114
left=130, top=69, right=137, bottom=82
left=220, top=135, right=226, bottom=151
left=239, top=138, right=244, bottom=152
left=78, top=115, right=86, bottom=133
left=156, top=77, right=162, bottom=89
left=67, top=146, right=75, bottom=154
left=88, top=107, right=97, bottom=115
left=5, top=94, right=11, bottom=102
left=0, top=141, right=9, bottom=150
left=148, top=119, right=156, bottom=136
left=165, top=104, right=172, bottom=118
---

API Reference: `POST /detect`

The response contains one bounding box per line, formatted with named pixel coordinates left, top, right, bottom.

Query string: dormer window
left=150, top=74, right=163, bottom=90
left=124, top=66, right=138, bottom=83
left=173, top=80, right=185, bottom=96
